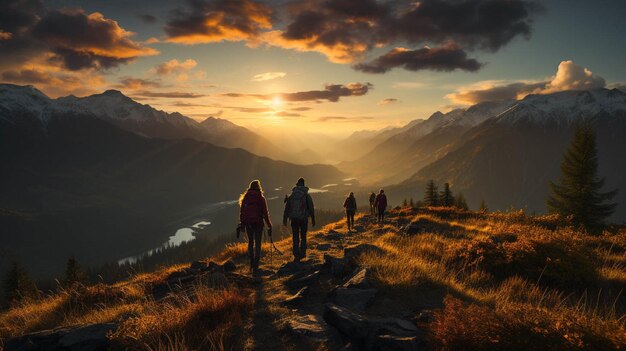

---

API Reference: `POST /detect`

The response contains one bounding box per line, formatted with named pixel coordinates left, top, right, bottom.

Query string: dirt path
left=237, top=215, right=378, bottom=351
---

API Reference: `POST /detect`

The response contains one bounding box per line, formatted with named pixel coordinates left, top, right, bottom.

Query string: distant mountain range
left=0, top=84, right=343, bottom=278
left=343, top=88, right=626, bottom=221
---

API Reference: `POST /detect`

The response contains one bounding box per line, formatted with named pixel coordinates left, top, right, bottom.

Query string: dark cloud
left=133, top=91, right=206, bottom=98
left=114, top=77, right=162, bottom=90
left=378, top=98, right=399, bottom=105
left=165, top=0, right=272, bottom=44
left=267, top=0, right=540, bottom=67
left=353, top=44, right=482, bottom=74
left=221, top=82, right=373, bottom=102
left=31, top=9, right=157, bottom=70
left=138, top=14, right=157, bottom=23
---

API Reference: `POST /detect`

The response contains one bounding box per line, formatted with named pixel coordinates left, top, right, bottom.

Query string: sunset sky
left=1, top=0, right=625, bottom=134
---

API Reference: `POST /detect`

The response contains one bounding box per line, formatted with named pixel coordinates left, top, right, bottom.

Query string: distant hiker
left=369, top=192, right=376, bottom=215
left=374, top=189, right=387, bottom=224
left=239, top=180, right=272, bottom=271
left=344, top=192, right=357, bottom=231
left=283, top=177, right=315, bottom=262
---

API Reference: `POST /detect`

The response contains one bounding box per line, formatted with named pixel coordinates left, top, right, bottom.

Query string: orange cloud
left=153, top=59, right=197, bottom=75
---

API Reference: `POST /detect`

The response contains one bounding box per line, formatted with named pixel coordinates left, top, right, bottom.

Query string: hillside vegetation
left=2, top=207, right=626, bottom=350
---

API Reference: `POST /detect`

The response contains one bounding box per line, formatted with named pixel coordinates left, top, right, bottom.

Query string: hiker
left=343, top=192, right=357, bottom=231
left=239, top=180, right=272, bottom=271
left=369, top=192, right=376, bottom=215
left=374, top=189, right=387, bottom=224
left=283, top=177, right=315, bottom=262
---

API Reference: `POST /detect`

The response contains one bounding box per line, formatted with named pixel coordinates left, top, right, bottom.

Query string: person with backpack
left=374, top=189, right=387, bottom=224
left=369, top=192, right=376, bottom=215
left=283, top=177, right=315, bottom=262
left=343, top=192, right=357, bottom=231
left=239, top=180, right=272, bottom=271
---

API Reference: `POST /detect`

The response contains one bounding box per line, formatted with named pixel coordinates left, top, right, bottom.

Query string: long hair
left=239, top=180, right=263, bottom=205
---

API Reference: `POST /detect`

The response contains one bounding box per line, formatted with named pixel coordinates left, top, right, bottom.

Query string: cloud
left=291, top=106, right=312, bottom=111
left=542, top=60, right=606, bottom=93
left=163, top=0, right=540, bottom=73
left=354, top=44, right=482, bottom=74
left=447, top=80, right=547, bottom=104
left=317, top=116, right=374, bottom=122
left=31, top=9, right=158, bottom=70
left=164, top=0, right=272, bottom=44
left=133, top=91, right=206, bottom=98
left=114, top=77, right=162, bottom=90
left=221, top=82, right=373, bottom=102
left=232, top=107, right=273, bottom=113
left=378, top=98, right=399, bottom=105
left=446, top=60, right=608, bottom=104
left=392, top=82, right=426, bottom=89
left=138, top=14, right=157, bottom=23
left=1, top=67, right=106, bottom=97
left=153, top=59, right=197, bottom=75
left=0, top=31, right=12, bottom=40
left=252, top=71, right=286, bottom=82
left=276, top=111, right=301, bottom=117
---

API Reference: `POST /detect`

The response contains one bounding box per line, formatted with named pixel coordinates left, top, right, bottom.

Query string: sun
left=271, top=96, right=283, bottom=108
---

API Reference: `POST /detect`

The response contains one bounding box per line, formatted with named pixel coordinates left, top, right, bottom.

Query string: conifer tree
left=440, top=183, right=454, bottom=206
left=63, top=256, right=87, bottom=287
left=479, top=199, right=488, bottom=212
left=3, top=261, right=37, bottom=304
left=547, top=124, right=617, bottom=230
left=409, top=197, right=415, bottom=208
left=402, top=198, right=408, bottom=207
left=456, top=192, right=469, bottom=210
left=424, top=180, right=439, bottom=206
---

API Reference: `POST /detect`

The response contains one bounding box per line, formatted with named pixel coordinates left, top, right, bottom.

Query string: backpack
left=289, top=188, right=308, bottom=220
left=241, top=192, right=262, bottom=224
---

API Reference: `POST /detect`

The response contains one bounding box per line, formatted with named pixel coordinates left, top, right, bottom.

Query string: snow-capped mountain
left=398, top=88, right=626, bottom=221
left=0, top=84, right=289, bottom=160
left=497, top=89, right=626, bottom=127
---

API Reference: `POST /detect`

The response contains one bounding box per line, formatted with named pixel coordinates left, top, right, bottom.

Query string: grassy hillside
left=2, top=207, right=626, bottom=350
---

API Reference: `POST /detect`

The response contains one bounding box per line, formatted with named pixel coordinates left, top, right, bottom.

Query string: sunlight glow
left=271, top=96, right=283, bottom=108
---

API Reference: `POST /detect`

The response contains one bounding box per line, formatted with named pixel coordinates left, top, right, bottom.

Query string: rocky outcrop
left=4, top=323, right=117, bottom=351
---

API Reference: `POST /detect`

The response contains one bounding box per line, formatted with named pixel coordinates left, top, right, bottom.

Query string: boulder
left=323, top=303, right=370, bottom=340
left=285, top=314, right=334, bottom=343
left=277, top=261, right=311, bottom=276
left=285, top=270, right=320, bottom=289
left=372, top=335, right=422, bottom=351
left=370, top=317, right=420, bottom=337
left=344, top=244, right=384, bottom=263
left=4, top=323, right=117, bottom=351
left=342, top=268, right=372, bottom=289
left=333, top=288, right=377, bottom=311
left=316, top=243, right=332, bottom=251
left=324, top=254, right=350, bottom=278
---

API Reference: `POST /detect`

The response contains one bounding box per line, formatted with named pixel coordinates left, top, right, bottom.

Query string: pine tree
left=409, top=197, right=415, bottom=208
left=456, top=192, right=469, bottom=210
left=547, top=124, right=617, bottom=230
left=424, top=180, right=439, bottom=206
left=63, top=256, right=87, bottom=287
left=402, top=198, right=408, bottom=207
left=3, top=261, right=38, bottom=304
left=479, top=199, right=488, bottom=213
left=440, top=183, right=454, bottom=206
